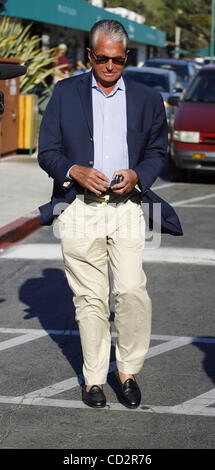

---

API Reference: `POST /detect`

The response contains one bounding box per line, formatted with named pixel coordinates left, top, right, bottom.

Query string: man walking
left=38, top=19, right=168, bottom=408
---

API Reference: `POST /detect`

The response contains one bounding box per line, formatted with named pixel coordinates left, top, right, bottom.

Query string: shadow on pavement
left=19, top=268, right=83, bottom=383
left=19, top=268, right=116, bottom=389
left=18, top=269, right=215, bottom=401
left=192, top=340, right=215, bottom=385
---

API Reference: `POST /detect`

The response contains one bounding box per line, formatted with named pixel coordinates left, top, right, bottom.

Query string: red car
left=168, top=65, right=215, bottom=181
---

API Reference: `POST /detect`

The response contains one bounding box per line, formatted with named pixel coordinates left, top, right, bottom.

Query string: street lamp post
left=210, top=0, right=215, bottom=62
left=175, top=26, right=181, bottom=59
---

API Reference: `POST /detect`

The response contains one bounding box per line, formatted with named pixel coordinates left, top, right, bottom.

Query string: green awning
left=196, top=45, right=215, bottom=56
left=4, top=0, right=166, bottom=48
left=170, top=49, right=190, bottom=55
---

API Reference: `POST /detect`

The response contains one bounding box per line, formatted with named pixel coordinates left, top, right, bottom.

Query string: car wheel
left=168, top=154, right=187, bottom=182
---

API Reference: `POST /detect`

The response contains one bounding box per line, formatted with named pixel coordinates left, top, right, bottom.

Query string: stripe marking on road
left=143, top=247, right=215, bottom=265
left=0, top=395, right=214, bottom=416
left=1, top=244, right=215, bottom=265
left=171, top=192, right=215, bottom=207
left=0, top=330, right=48, bottom=352
left=152, top=183, right=176, bottom=190
left=0, top=328, right=214, bottom=416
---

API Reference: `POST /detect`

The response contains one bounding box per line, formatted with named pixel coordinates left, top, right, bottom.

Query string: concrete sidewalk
left=0, top=152, right=52, bottom=247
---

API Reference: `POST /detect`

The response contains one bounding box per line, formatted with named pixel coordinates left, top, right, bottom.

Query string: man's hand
left=69, top=165, right=110, bottom=195
left=111, top=169, right=138, bottom=194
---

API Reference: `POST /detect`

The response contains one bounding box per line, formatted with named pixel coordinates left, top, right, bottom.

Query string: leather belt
left=83, top=189, right=141, bottom=204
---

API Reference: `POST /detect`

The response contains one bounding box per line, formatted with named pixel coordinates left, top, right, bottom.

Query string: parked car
left=145, top=58, right=196, bottom=91
left=202, top=56, right=215, bottom=65
left=123, top=66, right=180, bottom=132
left=185, top=59, right=202, bottom=73
left=168, top=64, right=215, bottom=181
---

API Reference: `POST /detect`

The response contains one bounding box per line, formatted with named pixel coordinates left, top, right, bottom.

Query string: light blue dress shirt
left=92, top=73, right=129, bottom=182
left=66, top=73, right=129, bottom=183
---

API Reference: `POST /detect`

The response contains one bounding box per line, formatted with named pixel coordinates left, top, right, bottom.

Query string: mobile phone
left=110, top=174, right=124, bottom=186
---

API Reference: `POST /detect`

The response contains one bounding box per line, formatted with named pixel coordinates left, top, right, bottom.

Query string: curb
left=0, top=209, right=41, bottom=249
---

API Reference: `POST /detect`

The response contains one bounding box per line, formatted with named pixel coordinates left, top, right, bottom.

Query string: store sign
left=57, top=4, right=77, bottom=16
left=128, top=24, right=135, bottom=40
left=5, top=0, right=166, bottom=47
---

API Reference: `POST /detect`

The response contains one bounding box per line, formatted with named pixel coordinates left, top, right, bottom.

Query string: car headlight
left=173, top=131, right=200, bottom=143
left=163, top=100, right=170, bottom=109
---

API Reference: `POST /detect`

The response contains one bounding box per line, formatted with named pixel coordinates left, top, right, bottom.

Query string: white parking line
left=146, top=336, right=192, bottom=358
left=0, top=243, right=62, bottom=260
left=0, top=330, right=48, bottom=352
left=1, top=244, right=215, bottom=265
left=23, top=361, right=116, bottom=400
left=179, top=205, right=215, bottom=208
left=152, top=183, right=176, bottom=190
left=1, top=329, right=214, bottom=352
left=24, top=377, right=79, bottom=399
left=0, top=395, right=214, bottom=416
left=177, top=388, right=215, bottom=409
left=143, top=247, right=215, bottom=265
left=172, top=193, right=215, bottom=207
left=0, top=328, right=214, bottom=416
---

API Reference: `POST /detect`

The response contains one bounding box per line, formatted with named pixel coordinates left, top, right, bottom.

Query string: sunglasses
left=90, top=49, right=128, bottom=66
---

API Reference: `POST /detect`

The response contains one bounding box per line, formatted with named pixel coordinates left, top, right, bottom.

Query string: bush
left=0, top=16, right=67, bottom=93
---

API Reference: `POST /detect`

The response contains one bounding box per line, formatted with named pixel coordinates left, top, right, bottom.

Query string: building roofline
left=4, top=0, right=166, bottom=48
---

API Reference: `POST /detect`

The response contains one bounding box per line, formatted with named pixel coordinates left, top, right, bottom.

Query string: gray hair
left=90, top=20, right=128, bottom=51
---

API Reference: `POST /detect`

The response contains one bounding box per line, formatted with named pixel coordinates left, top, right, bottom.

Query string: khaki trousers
left=58, top=193, right=152, bottom=385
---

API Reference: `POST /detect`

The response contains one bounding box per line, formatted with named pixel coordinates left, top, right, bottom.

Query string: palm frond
left=0, top=16, right=68, bottom=93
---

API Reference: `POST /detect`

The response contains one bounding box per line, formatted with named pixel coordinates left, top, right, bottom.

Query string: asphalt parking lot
left=0, top=174, right=215, bottom=454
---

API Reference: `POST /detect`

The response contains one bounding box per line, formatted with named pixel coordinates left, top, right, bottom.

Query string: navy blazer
left=38, top=71, right=182, bottom=235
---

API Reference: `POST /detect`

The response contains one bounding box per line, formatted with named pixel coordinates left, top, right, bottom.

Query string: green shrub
left=0, top=16, right=67, bottom=93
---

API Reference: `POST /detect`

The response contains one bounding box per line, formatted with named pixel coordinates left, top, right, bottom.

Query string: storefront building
left=3, top=0, right=166, bottom=66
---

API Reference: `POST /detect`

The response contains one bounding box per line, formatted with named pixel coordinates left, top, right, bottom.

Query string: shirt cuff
left=65, top=165, right=76, bottom=181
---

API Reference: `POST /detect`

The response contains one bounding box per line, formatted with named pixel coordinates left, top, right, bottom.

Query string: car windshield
left=184, top=70, right=215, bottom=103
left=124, top=71, right=169, bottom=92
left=147, top=62, right=189, bottom=82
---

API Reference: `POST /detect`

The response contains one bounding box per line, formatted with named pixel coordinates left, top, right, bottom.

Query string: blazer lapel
left=77, top=72, right=93, bottom=138
left=124, top=75, right=137, bottom=128
left=123, top=75, right=138, bottom=166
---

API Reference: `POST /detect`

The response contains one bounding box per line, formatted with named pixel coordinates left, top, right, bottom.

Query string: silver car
left=123, top=66, right=181, bottom=132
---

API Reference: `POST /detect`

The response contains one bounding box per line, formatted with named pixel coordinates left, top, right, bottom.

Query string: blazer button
left=90, top=137, right=93, bottom=142
left=89, top=161, right=93, bottom=166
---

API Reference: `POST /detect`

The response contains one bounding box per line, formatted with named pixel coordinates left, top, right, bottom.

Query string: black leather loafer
left=114, top=368, right=141, bottom=408
left=82, top=385, right=106, bottom=408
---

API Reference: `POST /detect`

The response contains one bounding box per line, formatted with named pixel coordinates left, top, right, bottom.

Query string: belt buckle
left=103, top=193, right=110, bottom=202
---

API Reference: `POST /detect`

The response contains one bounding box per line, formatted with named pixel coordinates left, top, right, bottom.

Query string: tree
left=103, top=0, right=157, bottom=21
left=149, top=0, right=212, bottom=53
left=103, top=0, right=213, bottom=55
left=103, top=0, right=146, bottom=16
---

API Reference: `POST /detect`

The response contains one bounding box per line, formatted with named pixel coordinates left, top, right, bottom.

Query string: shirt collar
left=92, top=73, right=125, bottom=95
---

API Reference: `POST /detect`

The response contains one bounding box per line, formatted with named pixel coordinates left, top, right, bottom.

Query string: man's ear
left=125, top=50, right=130, bottom=62
left=86, top=48, right=92, bottom=63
